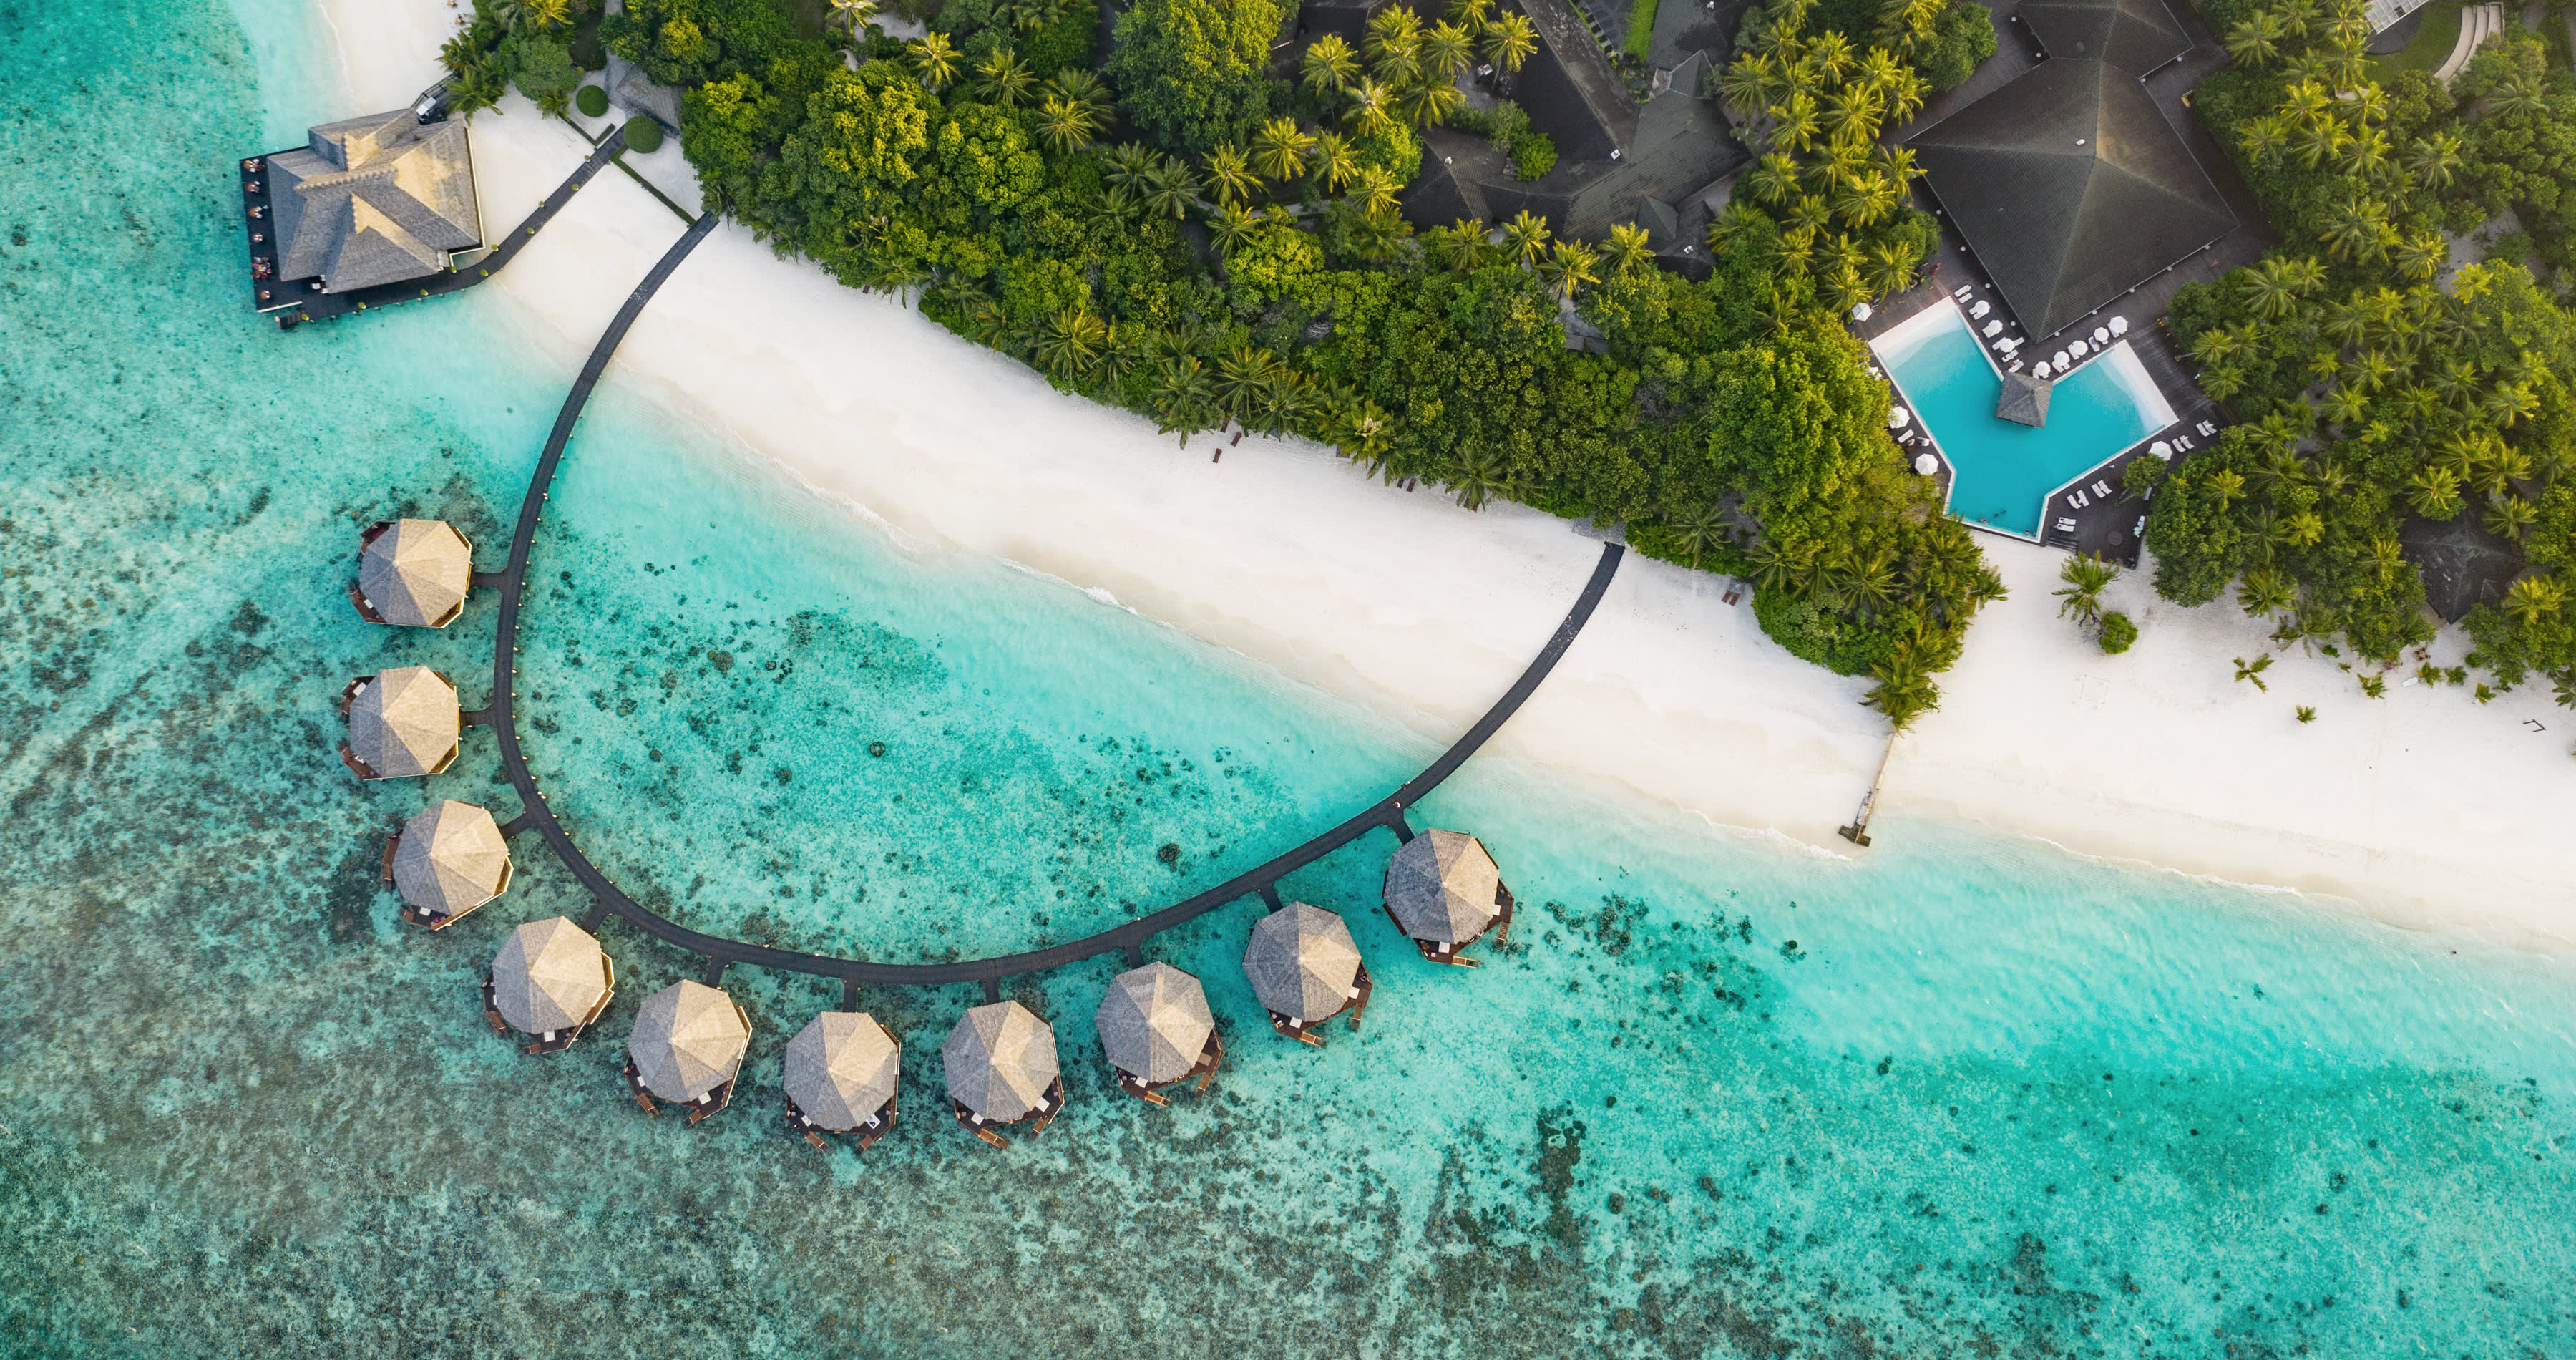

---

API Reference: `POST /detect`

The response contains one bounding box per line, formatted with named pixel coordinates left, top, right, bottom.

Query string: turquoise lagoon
left=1, top=1, right=2573, bottom=1354
left=1875, top=301, right=2174, bottom=538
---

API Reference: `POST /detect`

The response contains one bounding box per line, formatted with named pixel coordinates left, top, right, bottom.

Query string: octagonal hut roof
left=358, top=519, right=474, bottom=628
left=942, top=1001, right=1059, bottom=1122
left=1243, top=903, right=1362, bottom=1021
left=392, top=800, right=512, bottom=918
left=1384, top=830, right=1503, bottom=944
left=629, top=981, right=750, bottom=1104
left=347, top=666, right=459, bottom=778
left=1094, top=962, right=1214, bottom=1084
left=784, top=1011, right=900, bottom=1132
left=491, top=916, right=612, bottom=1035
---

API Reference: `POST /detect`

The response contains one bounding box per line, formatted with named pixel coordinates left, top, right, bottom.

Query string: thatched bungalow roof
left=392, top=800, right=512, bottom=918
left=628, top=980, right=750, bottom=1104
left=784, top=1011, right=899, bottom=1132
left=491, top=916, right=612, bottom=1035
left=1243, top=903, right=1362, bottom=1021
left=942, top=1001, right=1059, bottom=1122
left=346, top=666, right=460, bottom=778
left=1997, top=370, right=2053, bottom=427
left=358, top=519, right=474, bottom=628
left=1384, top=830, right=1503, bottom=944
left=1095, top=962, right=1214, bottom=1084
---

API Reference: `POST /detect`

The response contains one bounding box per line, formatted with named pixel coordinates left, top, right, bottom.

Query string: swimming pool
left=1873, top=300, right=2175, bottom=538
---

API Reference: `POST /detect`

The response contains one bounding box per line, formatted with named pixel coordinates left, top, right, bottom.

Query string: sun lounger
left=2055, top=517, right=2077, bottom=534
left=2092, top=480, right=2113, bottom=497
left=2069, top=490, right=2089, bottom=509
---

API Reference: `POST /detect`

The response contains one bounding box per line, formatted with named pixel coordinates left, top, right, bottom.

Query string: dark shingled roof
left=1996, top=370, right=2053, bottom=425
left=2019, top=0, right=2192, bottom=74
left=1911, top=58, right=2235, bottom=338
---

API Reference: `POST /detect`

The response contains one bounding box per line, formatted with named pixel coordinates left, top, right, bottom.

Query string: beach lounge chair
left=2069, top=490, right=2089, bottom=510
left=1953, top=284, right=1973, bottom=299
left=2055, top=517, right=2077, bottom=535
left=2092, top=480, right=2113, bottom=498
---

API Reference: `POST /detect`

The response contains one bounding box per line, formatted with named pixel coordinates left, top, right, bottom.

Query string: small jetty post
left=1838, top=732, right=1903, bottom=848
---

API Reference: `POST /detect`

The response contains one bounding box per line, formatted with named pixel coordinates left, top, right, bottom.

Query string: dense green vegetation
left=485, top=0, right=2009, bottom=727
left=2154, top=1, right=2576, bottom=703
left=441, top=0, right=605, bottom=117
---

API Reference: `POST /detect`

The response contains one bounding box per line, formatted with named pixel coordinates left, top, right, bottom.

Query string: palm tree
left=1604, top=222, right=1653, bottom=275
left=2234, top=256, right=2307, bottom=320
left=1663, top=502, right=1731, bottom=568
left=2237, top=112, right=2292, bottom=162
left=1721, top=52, right=1774, bottom=113
left=1214, top=346, right=1277, bottom=428
left=2405, top=132, right=2464, bottom=189
left=1428, top=218, right=1497, bottom=271
left=1303, top=33, right=1360, bottom=97
left=1809, top=29, right=1856, bottom=84
left=1207, top=204, right=1261, bottom=254
left=1502, top=209, right=1550, bottom=267
left=1151, top=356, right=1218, bottom=443
left=974, top=49, right=1035, bottom=107
left=1445, top=448, right=1516, bottom=510
left=2485, top=493, right=2538, bottom=541
left=1423, top=21, right=1476, bottom=80
left=1034, top=308, right=1110, bottom=381
left=1743, top=152, right=1799, bottom=205
left=1822, top=85, right=1884, bottom=145
left=1366, top=4, right=1423, bottom=62
left=2054, top=553, right=2117, bottom=628
left=1399, top=77, right=1465, bottom=127
left=1049, top=67, right=1112, bottom=120
left=2502, top=574, right=2567, bottom=626
left=909, top=33, right=961, bottom=92
left=1537, top=239, right=1601, bottom=303
left=1310, top=132, right=1359, bottom=193
left=1034, top=97, right=1093, bottom=154
left=1339, top=166, right=1395, bottom=218
left=1481, top=13, right=1538, bottom=74
left=2321, top=198, right=2389, bottom=263
left=2233, top=654, right=2274, bottom=691
left=1249, top=117, right=1314, bottom=183
left=1345, top=79, right=1397, bottom=137
left=828, top=0, right=877, bottom=40
left=1204, top=145, right=1257, bottom=206
left=1863, top=239, right=1916, bottom=297
left=2237, top=568, right=2297, bottom=618
left=2224, top=9, right=2288, bottom=67
left=1139, top=160, right=1198, bottom=219
left=1768, top=92, right=1821, bottom=153
left=1347, top=207, right=1410, bottom=263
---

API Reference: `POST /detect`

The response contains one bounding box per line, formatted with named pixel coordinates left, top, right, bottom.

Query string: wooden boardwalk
left=471, top=210, right=1625, bottom=996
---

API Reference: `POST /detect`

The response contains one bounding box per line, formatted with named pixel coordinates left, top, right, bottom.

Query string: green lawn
left=2369, top=1, right=2464, bottom=79
left=1623, top=0, right=1659, bottom=62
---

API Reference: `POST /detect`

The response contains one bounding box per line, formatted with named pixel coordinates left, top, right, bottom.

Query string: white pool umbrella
left=1913, top=452, right=1938, bottom=475
left=1983, top=319, right=2004, bottom=336
left=1850, top=301, right=1873, bottom=320
left=1888, top=407, right=1912, bottom=429
left=2150, top=440, right=2173, bottom=458
left=2052, top=350, right=2070, bottom=368
left=2032, top=361, right=2051, bottom=377
left=2108, top=316, right=2129, bottom=336
left=2093, top=326, right=2111, bottom=344
left=2069, top=339, right=2089, bottom=356
left=1969, top=299, right=1991, bottom=319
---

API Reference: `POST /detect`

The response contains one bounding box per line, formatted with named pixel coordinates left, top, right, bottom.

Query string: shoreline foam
left=299, top=1, right=2576, bottom=956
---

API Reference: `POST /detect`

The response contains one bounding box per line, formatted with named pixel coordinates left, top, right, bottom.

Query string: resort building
left=264, top=110, right=484, bottom=296
left=484, top=916, right=615, bottom=1054
left=943, top=1001, right=1065, bottom=1147
left=1383, top=829, right=1516, bottom=966
left=341, top=665, right=461, bottom=779
left=387, top=800, right=513, bottom=930
left=1095, top=962, right=1223, bottom=1106
left=1907, top=0, right=2235, bottom=341
left=1244, top=902, right=1372, bottom=1046
left=353, top=518, right=474, bottom=628
left=625, top=980, right=751, bottom=1124
left=783, top=1011, right=901, bottom=1150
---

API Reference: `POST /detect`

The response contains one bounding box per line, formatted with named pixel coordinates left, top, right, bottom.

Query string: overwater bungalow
left=783, top=1011, right=900, bottom=1151
left=942, top=1000, right=1064, bottom=1148
left=1382, top=830, right=1516, bottom=967
left=484, top=916, right=615, bottom=1055
left=386, top=800, right=512, bottom=930
left=340, top=665, right=460, bottom=779
left=352, top=518, right=474, bottom=628
left=1094, top=962, right=1222, bottom=1107
left=625, top=980, right=751, bottom=1125
left=1243, top=902, right=1372, bottom=1046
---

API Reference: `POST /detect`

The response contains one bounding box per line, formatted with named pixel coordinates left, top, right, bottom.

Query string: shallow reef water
left=2, top=0, right=2574, bottom=1354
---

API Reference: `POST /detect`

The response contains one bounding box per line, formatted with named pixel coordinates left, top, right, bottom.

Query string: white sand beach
left=304, top=5, right=2576, bottom=953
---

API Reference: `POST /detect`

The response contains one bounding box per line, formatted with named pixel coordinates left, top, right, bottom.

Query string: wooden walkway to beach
left=472, top=211, right=1625, bottom=1001
left=253, top=126, right=628, bottom=329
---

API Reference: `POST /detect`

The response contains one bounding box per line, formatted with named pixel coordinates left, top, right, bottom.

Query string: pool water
left=1875, top=301, right=2175, bottom=538
left=3, top=0, right=2574, bottom=1354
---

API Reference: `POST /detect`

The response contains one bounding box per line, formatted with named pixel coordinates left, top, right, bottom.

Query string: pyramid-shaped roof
left=268, top=111, right=482, bottom=293
left=1911, top=59, right=2235, bottom=338
left=2019, top=0, right=2192, bottom=74
left=392, top=800, right=512, bottom=916
left=346, top=666, right=460, bottom=778
left=1094, top=962, right=1215, bottom=1084
left=784, top=1012, right=900, bottom=1131
left=942, top=1001, right=1059, bottom=1122
left=1384, top=830, right=1503, bottom=944
left=1996, top=370, right=2054, bottom=426
left=1243, top=903, right=1362, bottom=1021
left=628, top=981, right=750, bottom=1103
left=358, top=519, right=473, bottom=627
left=490, top=917, right=612, bottom=1034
